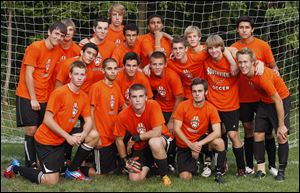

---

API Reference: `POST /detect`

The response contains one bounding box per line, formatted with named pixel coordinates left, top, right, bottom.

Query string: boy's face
left=64, top=26, right=75, bottom=42
left=93, top=21, right=109, bottom=41
left=124, top=30, right=138, bottom=48
left=237, top=54, right=254, bottom=75
left=148, top=17, right=163, bottom=33
left=150, top=57, right=166, bottom=77
left=111, top=10, right=123, bottom=27
left=48, top=28, right=65, bottom=46
left=186, top=32, right=201, bottom=48
left=81, top=47, right=97, bottom=65
left=237, top=21, right=254, bottom=40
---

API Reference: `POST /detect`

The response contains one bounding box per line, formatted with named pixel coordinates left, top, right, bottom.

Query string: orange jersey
left=231, top=37, right=275, bottom=103
left=149, top=68, right=184, bottom=112
left=107, top=25, right=125, bottom=46
left=49, top=41, right=81, bottom=94
left=245, top=67, right=289, bottom=104
left=82, top=37, right=116, bottom=83
left=204, top=56, right=240, bottom=111
left=16, top=40, right=64, bottom=102
left=34, top=85, right=90, bottom=146
left=168, top=51, right=207, bottom=99
left=89, top=80, right=125, bottom=147
left=140, top=33, right=172, bottom=67
left=55, top=57, right=95, bottom=93
left=114, top=100, right=173, bottom=150
left=173, top=99, right=221, bottom=148
left=112, top=37, right=142, bottom=68
left=115, top=70, right=153, bottom=104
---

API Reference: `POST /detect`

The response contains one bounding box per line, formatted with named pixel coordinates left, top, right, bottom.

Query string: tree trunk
left=137, top=2, right=147, bottom=35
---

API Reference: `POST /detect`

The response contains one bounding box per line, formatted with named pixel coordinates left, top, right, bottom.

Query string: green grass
left=1, top=143, right=299, bottom=192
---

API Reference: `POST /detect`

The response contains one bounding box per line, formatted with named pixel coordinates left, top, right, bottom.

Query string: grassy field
left=1, top=143, right=299, bottom=192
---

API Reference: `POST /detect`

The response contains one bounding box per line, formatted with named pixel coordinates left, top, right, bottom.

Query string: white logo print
left=72, top=102, right=78, bottom=118
left=158, top=86, right=166, bottom=97
left=183, top=69, right=193, bottom=79
left=187, top=116, right=200, bottom=133
left=136, top=123, right=146, bottom=134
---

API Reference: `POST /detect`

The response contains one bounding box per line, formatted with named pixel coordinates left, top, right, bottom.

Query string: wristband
left=132, top=135, right=141, bottom=142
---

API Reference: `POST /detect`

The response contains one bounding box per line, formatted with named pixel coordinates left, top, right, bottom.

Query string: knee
left=227, top=131, right=238, bottom=141
left=148, top=137, right=163, bottom=150
left=243, top=123, right=254, bottom=138
left=87, top=129, right=99, bottom=141
left=25, top=126, right=37, bottom=136
left=179, top=172, right=192, bottom=180
left=41, top=174, right=59, bottom=185
left=129, top=174, right=144, bottom=182
left=254, top=132, right=265, bottom=141
left=211, top=138, right=225, bottom=151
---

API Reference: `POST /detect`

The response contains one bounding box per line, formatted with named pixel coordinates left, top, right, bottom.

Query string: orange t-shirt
left=55, top=57, right=95, bottom=93
left=114, top=100, right=173, bottom=150
left=168, top=51, right=207, bottom=99
left=245, top=67, right=289, bottom=104
left=107, top=25, right=125, bottom=46
left=149, top=68, right=184, bottom=112
left=82, top=37, right=116, bottom=83
left=173, top=99, right=221, bottom=148
left=115, top=70, right=153, bottom=104
left=34, top=85, right=90, bottom=146
left=112, top=37, right=142, bottom=68
left=16, top=40, right=64, bottom=102
left=203, top=56, right=240, bottom=111
left=89, top=80, right=125, bottom=147
left=231, top=37, right=275, bottom=103
left=49, top=41, right=81, bottom=94
left=140, top=33, right=172, bottom=67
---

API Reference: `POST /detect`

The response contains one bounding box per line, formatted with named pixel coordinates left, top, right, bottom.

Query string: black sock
left=254, top=141, right=265, bottom=164
left=64, top=141, right=73, bottom=161
left=265, top=137, right=276, bottom=168
left=278, top=142, right=289, bottom=173
left=222, top=134, right=228, bottom=151
left=69, top=143, right=93, bottom=171
left=155, top=158, right=169, bottom=178
left=233, top=146, right=245, bottom=170
left=79, top=166, right=90, bottom=177
left=215, top=150, right=226, bottom=175
left=16, top=166, right=43, bottom=184
left=24, top=135, right=37, bottom=168
left=244, top=137, right=254, bottom=168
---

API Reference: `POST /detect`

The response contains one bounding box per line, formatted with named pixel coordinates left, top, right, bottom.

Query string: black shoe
left=255, top=170, right=266, bottom=179
left=215, top=173, right=224, bottom=184
left=275, top=171, right=285, bottom=182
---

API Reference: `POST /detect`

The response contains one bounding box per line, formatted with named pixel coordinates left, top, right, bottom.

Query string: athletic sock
left=155, top=158, right=169, bottom=178
left=64, top=141, right=73, bottom=161
left=215, top=150, right=226, bottom=174
left=222, top=134, right=228, bottom=151
left=69, top=143, right=93, bottom=171
left=233, top=146, right=245, bottom=170
left=15, top=166, right=43, bottom=184
left=24, top=135, right=37, bottom=168
left=254, top=141, right=265, bottom=164
left=244, top=137, right=254, bottom=168
left=265, top=137, right=276, bottom=168
left=278, top=141, right=289, bottom=173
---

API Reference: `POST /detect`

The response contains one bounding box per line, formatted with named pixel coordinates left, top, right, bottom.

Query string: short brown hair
left=236, top=47, right=256, bottom=62
left=205, top=34, right=225, bottom=52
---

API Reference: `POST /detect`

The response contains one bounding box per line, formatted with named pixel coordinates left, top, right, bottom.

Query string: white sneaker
left=269, top=167, right=278, bottom=177
left=245, top=166, right=255, bottom=175
left=201, top=162, right=212, bottom=178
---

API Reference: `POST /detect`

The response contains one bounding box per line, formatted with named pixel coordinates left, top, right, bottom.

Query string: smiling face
left=150, top=57, right=166, bottom=77
left=237, top=53, right=254, bottom=76
left=48, top=28, right=65, bottom=46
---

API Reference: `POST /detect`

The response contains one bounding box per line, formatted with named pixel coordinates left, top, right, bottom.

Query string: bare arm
left=270, top=92, right=288, bottom=140
left=115, top=136, right=127, bottom=159
left=139, top=124, right=162, bottom=140
left=43, top=111, right=81, bottom=146
left=198, top=123, right=221, bottom=146
left=55, top=80, right=64, bottom=89
left=90, top=105, right=101, bottom=146
left=25, top=65, right=40, bottom=110
left=224, top=47, right=239, bottom=76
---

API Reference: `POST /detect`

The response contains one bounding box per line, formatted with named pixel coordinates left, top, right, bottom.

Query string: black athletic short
left=131, top=135, right=173, bottom=168
left=218, top=109, right=240, bottom=132
left=94, top=142, right=119, bottom=174
left=255, top=96, right=291, bottom=134
left=239, top=102, right=259, bottom=123
left=16, top=96, right=47, bottom=127
left=162, top=111, right=172, bottom=124
left=35, top=140, right=65, bottom=174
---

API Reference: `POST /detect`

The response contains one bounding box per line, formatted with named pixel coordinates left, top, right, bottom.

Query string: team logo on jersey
left=183, top=69, right=193, bottom=79
left=71, top=102, right=78, bottom=119
left=136, top=123, right=146, bottom=134
left=58, top=55, right=66, bottom=63
left=108, top=95, right=116, bottom=115
left=157, top=86, right=166, bottom=97
left=190, top=116, right=200, bottom=129
left=95, top=54, right=102, bottom=67
left=115, top=39, right=121, bottom=46
left=187, top=116, right=200, bottom=133
left=43, top=58, right=51, bottom=78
